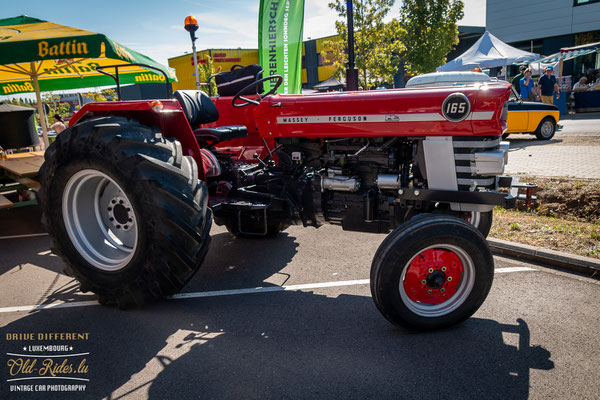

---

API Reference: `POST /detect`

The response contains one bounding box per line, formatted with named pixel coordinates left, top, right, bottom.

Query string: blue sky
left=2, top=0, right=485, bottom=67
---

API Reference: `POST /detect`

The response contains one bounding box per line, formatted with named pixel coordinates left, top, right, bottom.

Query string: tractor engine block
left=210, top=135, right=508, bottom=235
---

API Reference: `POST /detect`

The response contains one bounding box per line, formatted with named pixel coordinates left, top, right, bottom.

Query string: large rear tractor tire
left=370, top=214, right=494, bottom=330
left=38, top=116, right=212, bottom=307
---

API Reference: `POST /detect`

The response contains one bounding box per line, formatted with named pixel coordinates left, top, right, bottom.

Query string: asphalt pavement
left=1, top=115, right=599, bottom=399
left=1, top=220, right=599, bottom=399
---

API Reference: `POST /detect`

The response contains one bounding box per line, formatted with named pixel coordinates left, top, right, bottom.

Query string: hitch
left=395, top=176, right=538, bottom=210
left=236, top=203, right=269, bottom=236
left=498, top=176, right=538, bottom=209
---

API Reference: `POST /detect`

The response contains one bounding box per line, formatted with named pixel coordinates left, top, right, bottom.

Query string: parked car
left=504, top=86, right=559, bottom=140
left=406, top=71, right=560, bottom=140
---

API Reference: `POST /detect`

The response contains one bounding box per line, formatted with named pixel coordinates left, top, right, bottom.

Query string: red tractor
left=39, top=65, right=527, bottom=330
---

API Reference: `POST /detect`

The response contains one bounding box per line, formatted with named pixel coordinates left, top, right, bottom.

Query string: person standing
left=50, top=114, right=67, bottom=133
left=519, top=69, right=537, bottom=101
left=512, top=65, right=527, bottom=94
left=537, top=66, right=560, bottom=105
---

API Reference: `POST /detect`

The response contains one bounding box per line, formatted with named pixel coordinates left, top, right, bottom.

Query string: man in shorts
left=537, top=66, right=560, bottom=105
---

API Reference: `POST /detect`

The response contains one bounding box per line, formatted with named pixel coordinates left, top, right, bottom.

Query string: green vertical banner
left=258, top=0, right=305, bottom=94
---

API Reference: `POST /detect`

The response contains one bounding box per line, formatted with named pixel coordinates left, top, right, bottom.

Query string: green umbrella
left=0, top=15, right=177, bottom=146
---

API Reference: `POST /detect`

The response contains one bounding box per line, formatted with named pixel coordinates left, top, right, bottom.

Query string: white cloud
left=459, top=0, right=486, bottom=26
left=304, top=1, right=339, bottom=39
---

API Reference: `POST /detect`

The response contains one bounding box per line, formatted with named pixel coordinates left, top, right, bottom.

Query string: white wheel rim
left=540, top=121, right=554, bottom=138
left=62, top=169, right=138, bottom=271
left=399, top=244, right=476, bottom=317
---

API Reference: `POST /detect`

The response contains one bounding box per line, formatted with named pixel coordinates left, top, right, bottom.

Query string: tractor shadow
left=0, top=205, right=45, bottom=237
left=1, top=229, right=554, bottom=399
left=0, top=235, right=63, bottom=278
left=0, top=206, right=90, bottom=306
left=0, top=229, right=300, bottom=311
left=0, top=296, right=554, bottom=400
left=1, top=229, right=554, bottom=400
left=0, top=205, right=60, bottom=278
left=186, top=230, right=300, bottom=292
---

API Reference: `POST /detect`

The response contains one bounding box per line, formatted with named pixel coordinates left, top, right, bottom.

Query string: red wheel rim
left=403, top=248, right=463, bottom=305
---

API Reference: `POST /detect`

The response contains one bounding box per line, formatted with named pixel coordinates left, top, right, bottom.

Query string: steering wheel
left=231, top=75, right=283, bottom=107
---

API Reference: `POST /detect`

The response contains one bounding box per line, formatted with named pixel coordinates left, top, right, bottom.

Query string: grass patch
left=516, top=176, right=600, bottom=222
left=489, top=176, right=600, bottom=258
left=490, top=207, right=600, bottom=259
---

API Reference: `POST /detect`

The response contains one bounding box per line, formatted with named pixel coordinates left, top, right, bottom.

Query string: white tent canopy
left=525, top=61, right=559, bottom=76
left=523, top=43, right=600, bottom=75
left=437, top=31, right=539, bottom=72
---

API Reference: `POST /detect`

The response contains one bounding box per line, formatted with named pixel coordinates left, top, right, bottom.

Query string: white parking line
left=0, top=233, right=49, bottom=240
left=0, top=267, right=537, bottom=314
left=0, top=300, right=100, bottom=313
left=495, top=267, right=536, bottom=274
left=170, top=279, right=371, bottom=300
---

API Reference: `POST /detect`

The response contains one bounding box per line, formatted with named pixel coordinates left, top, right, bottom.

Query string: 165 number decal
left=442, top=93, right=471, bottom=122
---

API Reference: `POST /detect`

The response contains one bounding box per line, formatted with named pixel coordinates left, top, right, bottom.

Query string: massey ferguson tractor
left=38, top=64, right=529, bottom=330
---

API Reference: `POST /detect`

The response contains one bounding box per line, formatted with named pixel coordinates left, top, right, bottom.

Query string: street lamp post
left=346, top=0, right=359, bottom=91
left=184, top=16, right=201, bottom=90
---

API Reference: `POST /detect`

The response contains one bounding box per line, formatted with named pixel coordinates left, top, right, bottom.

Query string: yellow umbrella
left=0, top=15, right=177, bottom=146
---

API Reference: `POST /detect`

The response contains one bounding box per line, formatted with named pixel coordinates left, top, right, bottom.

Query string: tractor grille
left=453, top=136, right=501, bottom=191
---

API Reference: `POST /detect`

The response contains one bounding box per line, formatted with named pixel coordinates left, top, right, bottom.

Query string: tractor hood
left=254, top=83, right=512, bottom=139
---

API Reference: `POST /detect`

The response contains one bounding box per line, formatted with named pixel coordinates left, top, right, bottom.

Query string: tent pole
left=31, top=62, right=49, bottom=149
left=559, top=57, right=564, bottom=77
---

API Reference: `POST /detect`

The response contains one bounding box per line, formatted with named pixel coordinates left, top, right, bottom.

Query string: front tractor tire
left=38, top=116, right=212, bottom=307
left=370, top=215, right=494, bottom=330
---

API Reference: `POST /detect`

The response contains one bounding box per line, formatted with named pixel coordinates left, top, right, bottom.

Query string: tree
left=41, top=92, right=71, bottom=119
left=81, top=88, right=117, bottom=103
left=198, top=54, right=217, bottom=96
left=398, top=0, right=464, bottom=74
left=321, top=0, right=405, bottom=89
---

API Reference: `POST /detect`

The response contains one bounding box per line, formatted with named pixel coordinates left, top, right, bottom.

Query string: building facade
left=168, top=49, right=260, bottom=92
left=486, top=0, right=600, bottom=76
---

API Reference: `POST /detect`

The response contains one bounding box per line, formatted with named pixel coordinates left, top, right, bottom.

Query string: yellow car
left=504, top=87, right=560, bottom=140
left=406, top=72, right=560, bottom=140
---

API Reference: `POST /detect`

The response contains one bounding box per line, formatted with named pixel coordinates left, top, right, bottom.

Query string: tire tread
left=38, top=116, right=211, bottom=307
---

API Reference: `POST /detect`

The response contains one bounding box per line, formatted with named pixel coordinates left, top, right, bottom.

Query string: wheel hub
left=107, top=196, right=135, bottom=231
left=62, top=169, right=138, bottom=271
left=403, top=248, right=463, bottom=305
left=426, top=270, right=446, bottom=289
left=541, top=122, right=552, bottom=136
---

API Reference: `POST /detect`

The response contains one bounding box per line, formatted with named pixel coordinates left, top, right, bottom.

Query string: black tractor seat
left=173, top=89, right=249, bottom=147
left=194, top=125, right=248, bottom=147
left=173, top=90, right=219, bottom=126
